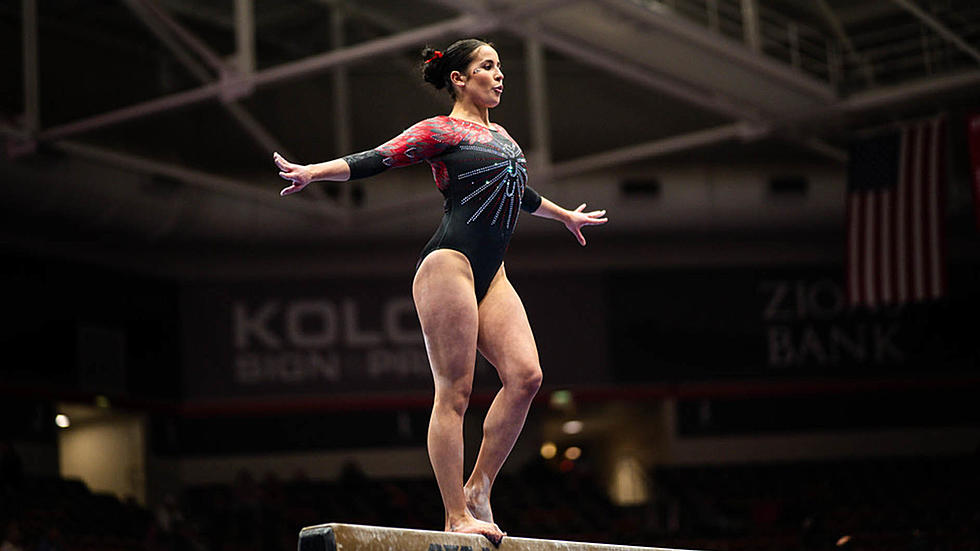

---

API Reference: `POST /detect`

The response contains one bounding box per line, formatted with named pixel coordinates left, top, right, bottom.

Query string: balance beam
left=299, top=523, right=690, bottom=551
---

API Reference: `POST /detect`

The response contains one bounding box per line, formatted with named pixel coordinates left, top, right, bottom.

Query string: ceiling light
left=55, top=414, right=70, bottom=429
left=562, top=420, right=583, bottom=434
left=540, top=442, right=557, bottom=459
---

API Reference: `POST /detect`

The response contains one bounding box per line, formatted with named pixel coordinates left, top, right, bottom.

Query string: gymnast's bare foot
left=448, top=514, right=504, bottom=547
left=464, top=481, right=501, bottom=530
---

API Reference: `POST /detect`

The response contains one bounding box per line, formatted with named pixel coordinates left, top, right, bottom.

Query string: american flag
left=846, top=117, right=946, bottom=308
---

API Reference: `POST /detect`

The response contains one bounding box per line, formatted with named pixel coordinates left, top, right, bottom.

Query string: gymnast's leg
left=465, top=265, right=543, bottom=529
left=413, top=250, right=504, bottom=544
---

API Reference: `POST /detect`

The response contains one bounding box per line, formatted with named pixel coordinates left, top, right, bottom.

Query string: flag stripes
left=846, top=117, right=946, bottom=308
left=968, top=113, right=980, bottom=232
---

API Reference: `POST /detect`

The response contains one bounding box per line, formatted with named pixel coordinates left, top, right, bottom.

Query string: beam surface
left=298, top=524, right=693, bottom=551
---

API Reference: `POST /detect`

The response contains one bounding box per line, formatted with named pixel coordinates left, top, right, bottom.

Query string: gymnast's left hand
left=564, top=203, right=608, bottom=246
left=274, top=152, right=313, bottom=196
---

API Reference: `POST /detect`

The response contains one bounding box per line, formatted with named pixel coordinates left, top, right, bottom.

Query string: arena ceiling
left=1, top=0, right=978, bottom=262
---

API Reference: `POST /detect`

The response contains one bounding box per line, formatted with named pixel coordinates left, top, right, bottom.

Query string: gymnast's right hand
left=274, top=152, right=313, bottom=196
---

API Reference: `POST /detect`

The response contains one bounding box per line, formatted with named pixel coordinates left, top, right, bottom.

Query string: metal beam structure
left=120, top=0, right=322, bottom=199
left=550, top=124, right=743, bottom=179
left=331, top=3, right=352, bottom=157
left=123, top=0, right=213, bottom=82
left=234, top=0, right=256, bottom=74
left=53, top=141, right=346, bottom=220
left=427, top=0, right=844, bottom=129
left=22, top=0, right=40, bottom=135
left=754, top=69, right=980, bottom=136
left=342, top=1, right=412, bottom=35
left=1, top=0, right=340, bottom=224
left=525, top=33, right=552, bottom=178
left=12, top=0, right=591, bottom=228
left=426, top=0, right=848, bottom=166
left=39, top=14, right=481, bottom=141
left=513, top=23, right=765, bottom=122
left=135, top=0, right=227, bottom=73
left=39, top=75, right=222, bottom=142
left=706, top=0, right=720, bottom=33
left=525, top=5, right=846, bottom=163
left=840, top=68, right=980, bottom=112
left=889, top=0, right=980, bottom=66
left=815, top=0, right=875, bottom=86
left=537, top=20, right=846, bottom=163
left=9, top=0, right=975, bottom=229
left=794, top=137, right=848, bottom=164
left=39, top=0, right=578, bottom=143
left=124, top=0, right=286, bottom=154
left=0, top=122, right=28, bottom=140
left=331, top=1, right=353, bottom=210
left=423, top=0, right=766, bottom=121
left=595, top=0, right=836, bottom=102
left=740, top=0, right=762, bottom=54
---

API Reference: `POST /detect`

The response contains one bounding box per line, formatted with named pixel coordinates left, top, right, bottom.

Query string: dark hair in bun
left=421, top=38, right=493, bottom=99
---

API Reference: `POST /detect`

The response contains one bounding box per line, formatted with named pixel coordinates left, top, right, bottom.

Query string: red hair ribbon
left=425, top=50, right=443, bottom=64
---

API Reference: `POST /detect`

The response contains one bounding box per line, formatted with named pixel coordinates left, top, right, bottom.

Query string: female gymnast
left=274, top=38, right=607, bottom=544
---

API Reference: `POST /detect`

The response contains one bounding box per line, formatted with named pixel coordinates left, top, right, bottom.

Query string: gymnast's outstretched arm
left=274, top=152, right=350, bottom=196
left=275, top=118, right=453, bottom=197
left=528, top=197, right=608, bottom=246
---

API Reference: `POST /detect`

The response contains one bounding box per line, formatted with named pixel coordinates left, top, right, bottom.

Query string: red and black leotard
left=343, top=116, right=542, bottom=302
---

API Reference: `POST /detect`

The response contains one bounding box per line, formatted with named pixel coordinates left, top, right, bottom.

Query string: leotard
left=343, top=116, right=542, bottom=302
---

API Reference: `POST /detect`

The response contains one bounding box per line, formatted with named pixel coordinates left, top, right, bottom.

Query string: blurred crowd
left=2, top=440, right=978, bottom=551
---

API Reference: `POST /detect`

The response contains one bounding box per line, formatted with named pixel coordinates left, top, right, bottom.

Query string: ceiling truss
left=5, top=0, right=980, bottom=227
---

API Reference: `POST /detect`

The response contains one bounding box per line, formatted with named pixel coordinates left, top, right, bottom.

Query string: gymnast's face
left=454, top=45, right=504, bottom=108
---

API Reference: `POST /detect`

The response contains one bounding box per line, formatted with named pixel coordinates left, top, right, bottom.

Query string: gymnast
left=274, top=38, right=607, bottom=544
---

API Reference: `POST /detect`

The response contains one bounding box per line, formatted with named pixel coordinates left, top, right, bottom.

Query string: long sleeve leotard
left=343, top=116, right=542, bottom=302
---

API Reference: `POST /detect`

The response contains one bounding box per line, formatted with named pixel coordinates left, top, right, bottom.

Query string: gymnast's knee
left=434, top=378, right=473, bottom=415
left=506, top=363, right=542, bottom=398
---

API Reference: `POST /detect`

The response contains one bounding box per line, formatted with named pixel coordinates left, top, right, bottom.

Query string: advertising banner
left=609, top=266, right=976, bottom=382
left=181, top=275, right=608, bottom=400
left=181, top=266, right=976, bottom=401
